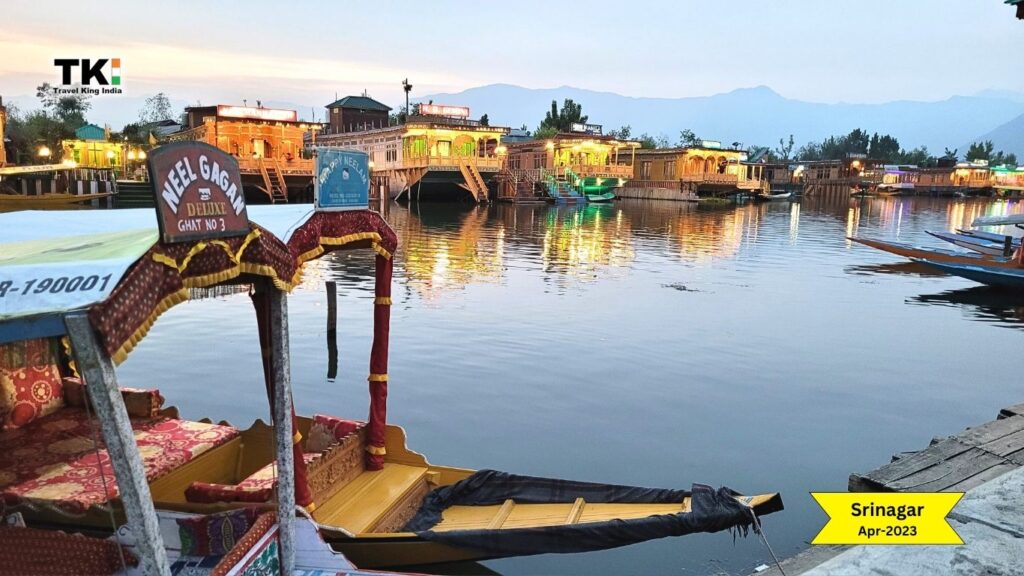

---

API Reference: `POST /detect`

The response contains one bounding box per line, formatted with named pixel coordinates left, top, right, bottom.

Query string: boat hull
left=849, top=237, right=1018, bottom=267
left=914, top=259, right=1024, bottom=289
left=926, top=230, right=1017, bottom=256
left=0, top=192, right=114, bottom=210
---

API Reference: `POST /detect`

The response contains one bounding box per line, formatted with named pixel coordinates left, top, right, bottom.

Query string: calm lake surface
left=119, top=196, right=1024, bottom=575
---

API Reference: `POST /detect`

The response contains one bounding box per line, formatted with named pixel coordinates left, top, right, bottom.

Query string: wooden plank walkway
left=755, top=401, right=1024, bottom=575
left=849, top=402, right=1024, bottom=493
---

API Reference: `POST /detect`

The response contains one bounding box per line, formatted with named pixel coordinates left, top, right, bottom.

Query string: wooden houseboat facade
left=165, top=105, right=318, bottom=204
left=315, top=97, right=509, bottom=203
left=503, top=129, right=638, bottom=202
left=623, top=145, right=764, bottom=199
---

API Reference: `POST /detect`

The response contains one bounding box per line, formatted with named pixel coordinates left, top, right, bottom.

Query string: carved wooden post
left=64, top=314, right=170, bottom=576
left=268, top=287, right=296, bottom=574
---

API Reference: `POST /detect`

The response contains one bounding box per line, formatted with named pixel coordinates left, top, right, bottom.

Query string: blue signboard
left=315, top=147, right=370, bottom=211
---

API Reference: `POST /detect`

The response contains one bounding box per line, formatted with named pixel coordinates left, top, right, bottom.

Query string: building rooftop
left=326, top=95, right=392, bottom=112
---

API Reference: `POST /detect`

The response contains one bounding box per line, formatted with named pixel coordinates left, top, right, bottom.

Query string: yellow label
left=811, top=492, right=964, bottom=545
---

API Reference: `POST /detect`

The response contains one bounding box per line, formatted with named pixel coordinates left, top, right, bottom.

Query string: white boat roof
left=0, top=205, right=317, bottom=321
left=972, top=213, right=1024, bottom=227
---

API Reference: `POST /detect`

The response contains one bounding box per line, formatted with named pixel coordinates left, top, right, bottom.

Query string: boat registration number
left=0, top=274, right=113, bottom=299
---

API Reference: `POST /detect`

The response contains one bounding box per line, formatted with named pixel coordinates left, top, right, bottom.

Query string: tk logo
left=54, top=58, right=121, bottom=86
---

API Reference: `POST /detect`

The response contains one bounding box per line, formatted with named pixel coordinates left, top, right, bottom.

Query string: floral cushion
left=0, top=408, right=240, bottom=515
left=62, top=377, right=165, bottom=419
left=0, top=339, right=65, bottom=429
left=305, top=414, right=363, bottom=453
left=177, top=508, right=261, bottom=556
left=185, top=453, right=319, bottom=504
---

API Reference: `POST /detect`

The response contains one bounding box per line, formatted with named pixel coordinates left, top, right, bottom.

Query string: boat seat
left=312, top=463, right=429, bottom=534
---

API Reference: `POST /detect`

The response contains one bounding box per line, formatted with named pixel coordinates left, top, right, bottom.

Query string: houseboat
left=165, top=104, right=318, bottom=204
left=624, top=143, right=762, bottom=200
left=0, top=96, right=7, bottom=167
left=314, top=96, right=509, bottom=203
left=504, top=125, right=638, bottom=203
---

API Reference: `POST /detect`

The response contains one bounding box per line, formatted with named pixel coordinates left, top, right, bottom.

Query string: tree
left=36, top=82, right=91, bottom=128
left=139, top=93, right=173, bottom=125
left=898, top=146, right=931, bottom=166
left=868, top=133, right=901, bottom=162
left=992, top=150, right=1018, bottom=166
left=943, top=147, right=958, bottom=161
left=607, top=125, right=632, bottom=140
left=479, top=113, right=489, bottom=127
left=678, top=129, right=701, bottom=147
left=775, top=134, right=795, bottom=161
left=966, top=141, right=995, bottom=162
left=536, top=99, right=587, bottom=134
left=533, top=126, right=558, bottom=140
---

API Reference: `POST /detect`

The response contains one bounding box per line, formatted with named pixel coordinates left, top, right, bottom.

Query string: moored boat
left=0, top=192, right=115, bottom=209
left=912, top=259, right=1024, bottom=289
left=848, top=237, right=1019, bottom=267
left=0, top=143, right=784, bottom=571
left=925, top=230, right=1020, bottom=256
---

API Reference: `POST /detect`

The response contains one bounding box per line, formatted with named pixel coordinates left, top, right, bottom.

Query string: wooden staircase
left=259, top=159, right=289, bottom=204
left=457, top=164, right=489, bottom=203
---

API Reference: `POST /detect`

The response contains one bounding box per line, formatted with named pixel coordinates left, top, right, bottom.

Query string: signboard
left=314, top=147, right=370, bottom=212
left=419, top=103, right=470, bottom=118
left=570, top=123, right=603, bottom=135
left=148, top=141, right=249, bottom=243
left=700, top=140, right=722, bottom=149
left=216, top=105, right=298, bottom=122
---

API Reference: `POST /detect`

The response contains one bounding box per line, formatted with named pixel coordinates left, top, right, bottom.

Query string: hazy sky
left=1, top=0, right=1021, bottom=113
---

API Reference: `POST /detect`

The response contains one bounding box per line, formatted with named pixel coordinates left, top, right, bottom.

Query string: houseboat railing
left=379, top=156, right=503, bottom=171
left=237, top=157, right=314, bottom=175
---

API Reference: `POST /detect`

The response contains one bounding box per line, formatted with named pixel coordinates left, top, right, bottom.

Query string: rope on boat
left=749, top=507, right=786, bottom=576
left=83, top=395, right=130, bottom=575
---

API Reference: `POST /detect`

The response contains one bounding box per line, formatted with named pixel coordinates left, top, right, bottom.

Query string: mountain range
left=418, top=84, right=1024, bottom=157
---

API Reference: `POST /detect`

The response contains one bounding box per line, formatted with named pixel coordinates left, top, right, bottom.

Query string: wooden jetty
left=848, top=402, right=1024, bottom=493
left=754, top=401, right=1024, bottom=576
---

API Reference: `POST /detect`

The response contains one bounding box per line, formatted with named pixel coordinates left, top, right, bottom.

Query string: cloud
left=0, top=30, right=478, bottom=106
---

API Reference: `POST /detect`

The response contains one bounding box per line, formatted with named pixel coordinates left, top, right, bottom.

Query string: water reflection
left=910, top=286, right=1024, bottom=330
left=845, top=262, right=947, bottom=277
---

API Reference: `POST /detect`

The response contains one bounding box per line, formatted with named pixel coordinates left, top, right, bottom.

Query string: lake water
left=118, top=196, right=1024, bottom=575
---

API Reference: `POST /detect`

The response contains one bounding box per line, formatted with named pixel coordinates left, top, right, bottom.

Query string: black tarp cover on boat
left=404, top=470, right=780, bottom=557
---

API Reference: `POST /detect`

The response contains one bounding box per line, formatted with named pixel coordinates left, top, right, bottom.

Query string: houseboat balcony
left=380, top=155, right=504, bottom=172
left=237, top=157, right=314, bottom=175
left=566, top=164, right=634, bottom=178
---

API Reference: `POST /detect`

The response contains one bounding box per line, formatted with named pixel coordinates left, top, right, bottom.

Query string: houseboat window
left=533, top=154, right=544, bottom=169
left=437, top=141, right=451, bottom=157
left=664, top=160, right=676, bottom=178
left=641, top=161, right=652, bottom=180
left=405, top=137, right=427, bottom=158
left=453, top=136, right=475, bottom=157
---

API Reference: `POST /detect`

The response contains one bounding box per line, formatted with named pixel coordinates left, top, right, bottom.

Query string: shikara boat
left=586, top=191, right=616, bottom=203
left=926, top=230, right=1019, bottom=256
left=0, top=191, right=114, bottom=209
left=755, top=191, right=791, bottom=202
left=848, top=237, right=1019, bottom=268
left=1, top=203, right=783, bottom=570
left=956, top=229, right=1018, bottom=243
left=913, top=259, right=1024, bottom=289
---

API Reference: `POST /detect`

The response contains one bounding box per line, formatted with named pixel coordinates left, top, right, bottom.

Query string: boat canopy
left=972, top=213, right=1024, bottom=227
left=0, top=206, right=397, bottom=361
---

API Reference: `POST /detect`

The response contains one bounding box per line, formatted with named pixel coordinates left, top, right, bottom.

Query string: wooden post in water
left=268, top=287, right=296, bottom=575
left=1005, top=235, right=1013, bottom=257
left=326, top=280, right=338, bottom=380
left=64, top=314, right=171, bottom=576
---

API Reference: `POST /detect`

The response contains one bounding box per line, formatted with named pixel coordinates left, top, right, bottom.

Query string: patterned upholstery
left=306, top=414, right=363, bottom=454
left=184, top=453, right=318, bottom=504
left=177, top=508, right=261, bottom=556
left=0, top=525, right=138, bottom=575
left=0, top=408, right=239, bottom=515
left=0, top=339, right=65, bottom=430
left=62, top=377, right=165, bottom=419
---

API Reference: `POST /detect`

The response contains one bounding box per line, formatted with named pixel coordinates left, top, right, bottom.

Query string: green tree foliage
left=943, top=148, right=958, bottom=161
left=992, top=151, right=1018, bottom=166
left=607, top=125, right=632, bottom=140
left=536, top=99, right=587, bottom=134
left=868, top=133, right=901, bottom=162
left=138, top=93, right=173, bottom=125
left=479, top=113, right=489, bottom=127
left=966, top=141, right=995, bottom=162
left=36, top=82, right=91, bottom=129
left=775, top=134, right=795, bottom=161
left=678, top=129, right=701, bottom=147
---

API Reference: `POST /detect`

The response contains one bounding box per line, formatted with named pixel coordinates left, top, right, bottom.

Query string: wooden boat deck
left=313, top=463, right=429, bottom=534
left=849, top=401, right=1024, bottom=492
